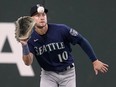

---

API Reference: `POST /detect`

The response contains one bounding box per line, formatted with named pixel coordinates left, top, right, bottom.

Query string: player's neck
left=35, top=24, right=48, bottom=35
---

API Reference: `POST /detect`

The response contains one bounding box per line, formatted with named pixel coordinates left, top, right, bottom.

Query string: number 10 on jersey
left=58, top=51, right=68, bottom=62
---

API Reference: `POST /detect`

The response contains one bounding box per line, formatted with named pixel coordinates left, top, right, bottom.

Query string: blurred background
left=0, top=0, right=116, bottom=87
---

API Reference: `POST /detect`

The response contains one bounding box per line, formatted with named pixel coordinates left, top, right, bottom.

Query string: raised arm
left=20, top=40, right=34, bottom=66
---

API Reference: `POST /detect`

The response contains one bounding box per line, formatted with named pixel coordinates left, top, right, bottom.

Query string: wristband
left=22, top=44, right=30, bottom=55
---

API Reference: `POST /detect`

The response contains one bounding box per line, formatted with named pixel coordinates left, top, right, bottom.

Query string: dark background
left=0, top=0, right=116, bottom=87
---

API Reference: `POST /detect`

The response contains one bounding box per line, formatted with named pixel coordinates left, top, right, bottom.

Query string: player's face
left=32, top=12, right=47, bottom=28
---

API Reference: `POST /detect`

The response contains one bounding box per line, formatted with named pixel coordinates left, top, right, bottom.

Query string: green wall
left=0, top=0, right=115, bottom=87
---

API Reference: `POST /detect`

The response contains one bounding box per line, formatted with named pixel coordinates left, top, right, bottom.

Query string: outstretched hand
left=93, top=59, right=109, bottom=75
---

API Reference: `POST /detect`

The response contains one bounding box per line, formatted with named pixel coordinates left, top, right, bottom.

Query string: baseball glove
left=15, top=16, right=35, bottom=42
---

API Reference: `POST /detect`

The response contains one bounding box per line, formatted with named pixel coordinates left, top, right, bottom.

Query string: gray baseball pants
left=40, top=67, right=76, bottom=87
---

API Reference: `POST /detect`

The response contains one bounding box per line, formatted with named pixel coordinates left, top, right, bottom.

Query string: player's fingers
left=103, top=63, right=109, bottom=67
left=100, top=68, right=107, bottom=73
left=100, top=69, right=105, bottom=73
left=99, top=65, right=108, bottom=73
left=102, top=63, right=109, bottom=71
left=101, top=66, right=108, bottom=73
left=103, top=65, right=108, bottom=70
left=94, top=69, right=98, bottom=75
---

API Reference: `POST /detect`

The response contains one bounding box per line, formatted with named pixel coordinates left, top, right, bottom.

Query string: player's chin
left=39, top=22, right=46, bottom=26
left=41, top=23, right=47, bottom=27
left=37, top=24, right=46, bottom=28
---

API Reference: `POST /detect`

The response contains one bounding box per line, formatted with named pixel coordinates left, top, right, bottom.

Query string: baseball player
left=20, top=4, right=109, bottom=87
